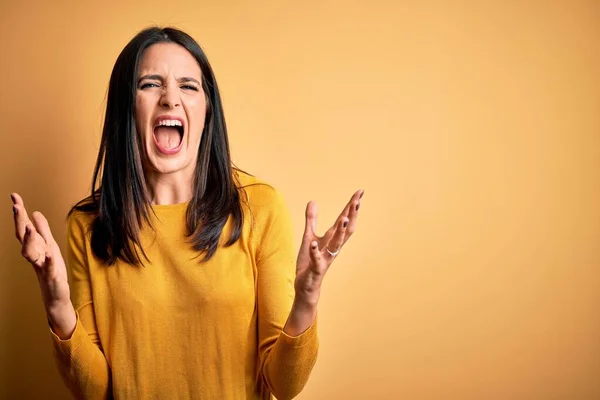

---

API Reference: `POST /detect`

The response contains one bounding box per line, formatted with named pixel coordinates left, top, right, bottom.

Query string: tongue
left=154, top=126, right=181, bottom=149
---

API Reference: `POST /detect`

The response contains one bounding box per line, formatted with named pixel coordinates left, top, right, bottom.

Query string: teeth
left=157, top=119, right=183, bottom=127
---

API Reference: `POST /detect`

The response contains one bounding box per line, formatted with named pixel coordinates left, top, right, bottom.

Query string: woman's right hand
left=11, top=192, right=76, bottom=339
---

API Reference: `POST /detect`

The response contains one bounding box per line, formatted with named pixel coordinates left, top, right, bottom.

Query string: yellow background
left=1, top=1, right=599, bottom=398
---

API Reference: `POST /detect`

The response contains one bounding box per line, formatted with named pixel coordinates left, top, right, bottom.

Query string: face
left=135, top=42, right=207, bottom=179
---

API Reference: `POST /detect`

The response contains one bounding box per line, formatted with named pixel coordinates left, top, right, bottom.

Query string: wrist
left=45, top=298, right=72, bottom=316
left=293, top=292, right=320, bottom=311
left=46, top=301, right=76, bottom=340
left=36, top=273, right=71, bottom=312
left=294, top=281, right=322, bottom=306
left=284, top=299, right=318, bottom=337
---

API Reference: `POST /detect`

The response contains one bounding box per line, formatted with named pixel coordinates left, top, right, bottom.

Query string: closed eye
left=181, top=85, right=199, bottom=91
left=140, top=82, right=160, bottom=89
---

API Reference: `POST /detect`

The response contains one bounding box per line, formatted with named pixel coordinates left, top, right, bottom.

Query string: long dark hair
left=71, top=27, right=244, bottom=266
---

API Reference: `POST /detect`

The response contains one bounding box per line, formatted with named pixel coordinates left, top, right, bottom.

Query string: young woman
left=11, top=27, right=363, bottom=400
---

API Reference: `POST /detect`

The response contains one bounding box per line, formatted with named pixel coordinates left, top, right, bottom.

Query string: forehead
left=138, top=42, right=201, bottom=78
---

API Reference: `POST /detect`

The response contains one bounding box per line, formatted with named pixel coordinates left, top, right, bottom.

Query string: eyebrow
left=137, top=74, right=201, bottom=85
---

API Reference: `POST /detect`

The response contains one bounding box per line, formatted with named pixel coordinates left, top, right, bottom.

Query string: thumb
left=302, top=201, right=318, bottom=243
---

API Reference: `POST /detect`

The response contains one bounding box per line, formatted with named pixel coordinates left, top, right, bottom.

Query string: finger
left=321, top=209, right=348, bottom=244
left=337, top=189, right=363, bottom=243
left=345, top=194, right=363, bottom=241
left=31, top=211, right=55, bottom=247
left=310, top=241, right=326, bottom=274
left=336, top=189, right=364, bottom=221
left=317, top=190, right=363, bottom=247
left=321, top=225, right=336, bottom=244
left=21, top=223, right=44, bottom=265
left=11, top=192, right=32, bottom=243
left=325, top=217, right=348, bottom=261
left=302, top=201, right=318, bottom=242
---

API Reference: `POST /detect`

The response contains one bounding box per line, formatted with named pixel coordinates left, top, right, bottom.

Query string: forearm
left=263, top=309, right=319, bottom=400
left=37, top=274, right=77, bottom=340
left=46, top=300, right=77, bottom=340
left=283, top=295, right=318, bottom=337
left=51, top=304, right=112, bottom=400
left=262, top=287, right=320, bottom=399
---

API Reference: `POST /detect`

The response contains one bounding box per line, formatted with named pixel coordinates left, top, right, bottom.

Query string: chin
left=144, top=148, right=188, bottom=174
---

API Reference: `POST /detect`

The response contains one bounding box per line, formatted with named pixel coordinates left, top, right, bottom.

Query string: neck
left=145, top=168, right=195, bottom=206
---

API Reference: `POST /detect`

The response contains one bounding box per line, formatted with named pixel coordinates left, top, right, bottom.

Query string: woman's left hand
left=294, top=189, right=364, bottom=306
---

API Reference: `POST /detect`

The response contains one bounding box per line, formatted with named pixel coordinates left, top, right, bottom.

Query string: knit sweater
left=51, top=173, right=318, bottom=399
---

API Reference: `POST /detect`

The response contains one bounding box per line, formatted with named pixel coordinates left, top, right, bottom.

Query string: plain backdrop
left=1, top=1, right=599, bottom=399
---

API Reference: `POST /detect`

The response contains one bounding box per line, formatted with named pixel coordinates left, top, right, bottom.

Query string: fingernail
left=343, top=220, right=348, bottom=228
left=359, top=190, right=364, bottom=199
left=13, top=205, right=17, bottom=215
left=10, top=194, right=15, bottom=203
left=355, top=203, right=360, bottom=211
left=25, top=225, right=30, bottom=235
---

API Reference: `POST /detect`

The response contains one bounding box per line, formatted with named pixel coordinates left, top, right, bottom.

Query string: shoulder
left=66, top=198, right=97, bottom=239
left=234, top=170, right=292, bottom=240
left=235, top=169, right=287, bottom=211
left=234, top=171, right=294, bottom=254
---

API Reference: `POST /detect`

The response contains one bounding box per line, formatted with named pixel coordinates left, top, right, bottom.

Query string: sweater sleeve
left=254, top=188, right=319, bottom=400
left=50, top=212, right=111, bottom=400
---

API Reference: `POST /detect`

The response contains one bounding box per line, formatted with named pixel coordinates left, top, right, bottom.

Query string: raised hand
left=294, top=189, right=364, bottom=304
left=11, top=193, right=75, bottom=338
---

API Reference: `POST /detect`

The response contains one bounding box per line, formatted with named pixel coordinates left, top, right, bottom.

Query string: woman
left=11, top=27, right=363, bottom=400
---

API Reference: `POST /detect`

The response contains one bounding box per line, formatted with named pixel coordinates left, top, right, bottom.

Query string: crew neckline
left=151, top=201, right=190, bottom=212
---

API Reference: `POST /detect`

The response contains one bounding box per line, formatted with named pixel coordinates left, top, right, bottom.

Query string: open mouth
left=153, top=116, right=185, bottom=155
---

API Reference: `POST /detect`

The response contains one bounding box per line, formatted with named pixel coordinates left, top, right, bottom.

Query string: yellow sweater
left=51, top=173, right=318, bottom=400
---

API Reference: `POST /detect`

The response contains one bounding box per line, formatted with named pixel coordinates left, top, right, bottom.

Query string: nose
left=160, top=85, right=181, bottom=108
